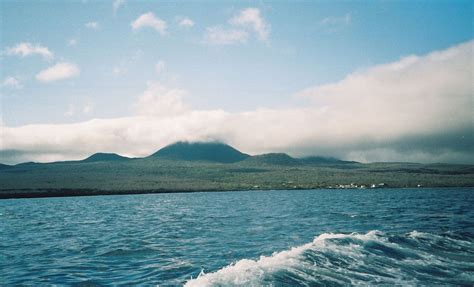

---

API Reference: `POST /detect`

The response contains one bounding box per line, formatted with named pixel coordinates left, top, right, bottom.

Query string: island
left=0, top=142, right=473, bottom=199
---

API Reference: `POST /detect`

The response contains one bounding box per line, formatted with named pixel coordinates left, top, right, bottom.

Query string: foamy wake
left=185, top=230, right=474, bottom=286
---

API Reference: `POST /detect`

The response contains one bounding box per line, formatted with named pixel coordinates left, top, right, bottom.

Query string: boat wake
left=185, top=230, right=474, bottom=286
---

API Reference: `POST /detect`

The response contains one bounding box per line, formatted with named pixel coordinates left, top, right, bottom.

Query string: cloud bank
left=1, top=41, right=472, bottom=164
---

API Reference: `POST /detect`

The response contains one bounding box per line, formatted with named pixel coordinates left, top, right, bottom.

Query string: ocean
left=1, top=188, right=473, bottom=286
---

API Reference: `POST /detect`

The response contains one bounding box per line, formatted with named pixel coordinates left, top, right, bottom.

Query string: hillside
left=0, top=141, right=473, bottom=198
left=81, top=153, right=130, bottom=163
left=243, top=153, right=301, bottom=166
left=150, top=141, right=250, bottom=163
left=0, top=163, right=11, bottom=170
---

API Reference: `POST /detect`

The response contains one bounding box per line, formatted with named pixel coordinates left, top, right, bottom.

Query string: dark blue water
left=1, top=188, right=473, bottom=286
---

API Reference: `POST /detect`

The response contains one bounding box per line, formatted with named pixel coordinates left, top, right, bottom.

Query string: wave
left=185, top=230, right=474, bottom=286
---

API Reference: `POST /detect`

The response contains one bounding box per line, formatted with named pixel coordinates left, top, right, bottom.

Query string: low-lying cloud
left=1, top=40, right=472, bottom=164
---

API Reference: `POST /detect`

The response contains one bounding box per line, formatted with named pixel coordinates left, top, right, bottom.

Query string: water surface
left=1, top=188, right=473, bottom=285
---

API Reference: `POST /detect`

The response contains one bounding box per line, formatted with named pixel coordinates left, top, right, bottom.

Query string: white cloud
left=5, top=42, right=53, bottom=60
left=204, top=7, right=269, bottom=45
left=155, top=60, right=166, bottom=74
left=36, top=62, right=80, bottom=83
left=131, top=12, right=167, bottom=35
left=135, top=82, right=189, bottom=117
left=178, top=17, right=194, bottom=28
left=1, top=41, right=473, bottom=164
left=113, top=0, right=125, bottom=13
left=296, top=41, right=472, bottom=139
left=85, top=21, right=99, bottom=30
left=230, top=7, right=269, bottom=41
left=1, top=77, right=23, bottom=89
left=204, top=26, right=248, bottom=45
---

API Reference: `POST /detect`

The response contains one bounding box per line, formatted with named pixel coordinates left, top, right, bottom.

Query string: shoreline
left=1, top=185, right=472, bottom=200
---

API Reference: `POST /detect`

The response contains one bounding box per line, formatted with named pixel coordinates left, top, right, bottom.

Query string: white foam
left=408, top=230, right=431, bottom=239
left=184, top=231, right=382, bottom=287
left=184, top=230, right=474, bottom=286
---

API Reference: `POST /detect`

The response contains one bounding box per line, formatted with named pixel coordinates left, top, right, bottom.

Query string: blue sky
left=0, top=1, right=473, bottom=164
left=2, top=0, right=472, bottom=125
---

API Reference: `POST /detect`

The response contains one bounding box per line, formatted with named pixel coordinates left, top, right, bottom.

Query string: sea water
left=1, top=188, right=473, bottom=285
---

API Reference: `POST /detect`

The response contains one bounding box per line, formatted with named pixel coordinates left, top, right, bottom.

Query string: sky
left=0, top=0, right=473, bottom=164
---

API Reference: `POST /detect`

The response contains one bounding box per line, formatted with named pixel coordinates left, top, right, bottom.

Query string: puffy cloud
left=1, top=77, right=22, bottom=89
left=230, top=7, right=269, bottom=41
left=204, top=7, right=269, bottom=45
left=36, top=62, right=80, bottom=82
left=1, top=41, right=473, bottom=164
left=131, top=12, right=167, bottom=35
left=5, top=42, right=53, bottom=60
left=204, top=26, right=248, bottom=45
left=85, top=21, right=99, bottom=30
left=134, top=82, right=190, bottom=117
left=178, top=17, right=194, bottom=28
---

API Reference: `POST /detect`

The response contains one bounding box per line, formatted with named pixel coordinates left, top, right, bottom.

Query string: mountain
left=150, top=141, right=250, bottom=163
left=15, top=161, right=39, bottom=167
left=1, top=142, right=473, bottom=198
left=0, top=163, right=11, bottom=170
left=81, top=153, right=129, bottom=163
left=299, top=156, right=358, bottom=165
left=243, top=153, right=301, bottom=166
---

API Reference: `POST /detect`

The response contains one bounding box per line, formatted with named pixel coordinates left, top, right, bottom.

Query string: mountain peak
left=150, top=141, right=249, bottom=163
left=82, top=153, right=129, bottom=163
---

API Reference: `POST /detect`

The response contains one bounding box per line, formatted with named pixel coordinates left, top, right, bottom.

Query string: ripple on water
left=1, top=188, right=473, bottom=285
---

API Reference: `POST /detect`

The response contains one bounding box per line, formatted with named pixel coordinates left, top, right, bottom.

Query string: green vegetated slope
left=81, top=153, right=130, bottom=163
left=0, top=142, right=473, bottom=197
left=150, top=141, right=249, bottom=163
